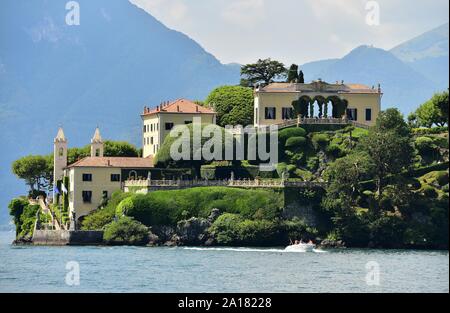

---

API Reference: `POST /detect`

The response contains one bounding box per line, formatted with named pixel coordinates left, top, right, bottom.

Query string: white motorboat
left=284, top=242, right=316, bottom=252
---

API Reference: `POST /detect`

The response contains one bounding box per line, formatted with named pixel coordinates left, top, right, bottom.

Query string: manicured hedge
left=117, top=187, right=284, bottom=226
left=200, top=165, right=276, bottom=180
left=285, top=136, right=307, bottom=149
left=279, top=127, right=307, bottom=143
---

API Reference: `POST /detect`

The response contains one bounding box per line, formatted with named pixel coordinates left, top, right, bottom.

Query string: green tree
left=414, top=91, right=449, bottom=127
left=206, top=85, right=254, bottom=126
left=104, top=141, right=139, bottom=157
left=360, top=109, right=415, bottom=203
left=287, top=64, right=299, bottom=82
left=12, top=155, right=50, bottom=191
left=103, top=216, right=149, bottom=245
left=323, top=152, right=374, bottom=210
left=241, top=58, right=287, bottom=86
left=298, top=70, right=305, bottom=84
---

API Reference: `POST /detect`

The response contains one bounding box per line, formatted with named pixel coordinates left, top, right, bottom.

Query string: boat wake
left=183, top=247, right=327, bottom=253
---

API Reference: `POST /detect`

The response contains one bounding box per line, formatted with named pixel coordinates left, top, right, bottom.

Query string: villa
left=254, top=80, right=382, bottom=127
left=52, top=98, right=217, bottom=226
left=52, top=81, right=381, bottom=226
left=142, top=99, right=217, bottom=158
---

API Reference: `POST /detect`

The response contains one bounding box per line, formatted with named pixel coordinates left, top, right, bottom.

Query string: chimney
left=107, top=159, right=111, bottom=166
left=177, top=105, right=180, bottom=112
left=378, top=83, right=381, bottom=93
left=196, top=105, right=199, bottom=112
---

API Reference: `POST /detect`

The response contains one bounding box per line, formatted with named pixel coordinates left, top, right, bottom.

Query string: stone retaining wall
left=32, top=230, right=103, bottom=246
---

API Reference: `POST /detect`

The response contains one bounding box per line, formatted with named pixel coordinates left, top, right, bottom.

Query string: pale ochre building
left=53, top=128, right=153, bottom=226
left=142, top=99, right=217, bottom=158
left=254, top=80, right=382, bottom=127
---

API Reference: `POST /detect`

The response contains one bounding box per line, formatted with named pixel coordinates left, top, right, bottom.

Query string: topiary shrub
left=422, top=185, right=438, bottom=198
left=415, top=137, right=436, bottom=155
left=326, top=144, right=344, bottom=158
left=103, top=216, right=149, bottom=246
left=279, top=127, right=307, bottom=143
left=285, top=136, right=307, bottom=150
left=311, top=133, right=330, bottom=150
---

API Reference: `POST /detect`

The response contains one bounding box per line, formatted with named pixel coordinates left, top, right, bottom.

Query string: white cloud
left=221, top=0, right=266, bottom=29
left=127, top=0, right=449, bottom=65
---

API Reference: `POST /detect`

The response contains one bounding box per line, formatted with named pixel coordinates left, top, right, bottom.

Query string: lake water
left=0, top=231, right=448, bottom=293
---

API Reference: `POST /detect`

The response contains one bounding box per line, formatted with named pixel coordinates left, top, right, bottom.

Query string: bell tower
left=91, top=127, right=104, bottom=157
left=53, top=127, right=67, bottom=203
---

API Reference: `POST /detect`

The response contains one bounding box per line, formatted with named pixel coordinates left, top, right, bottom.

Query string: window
left=143, top=125, right=146, bottom=133
left=58, top=147, right=64, bottom=157
left=185, top=120, right=192, bottom=125
left=95, top=149, right=101, bottom=157
left=111, top=174, right=121, bottom=182
left=165, top=123, right=174, bottom=130
left=265, top=107, right=276, bottom=120
left=365, top=108, right=372, bottom=121
left=150, top=137, right=154, bottom=145
left=82, top=173, right=92, bottom=182
left=151, top=124, right=153, bottom=132
left=282, top=107, right=294, bottom=120
left=82, top=191, right=92, bottom=203
left=346, top=108, right=358, bottom=121
left=102, top=191, right=108, bottom=200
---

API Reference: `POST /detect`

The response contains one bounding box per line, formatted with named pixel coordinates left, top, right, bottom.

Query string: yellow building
left=142, top=99, right=217, bottom=158
left=254, top=80, right=382, bottom=127
left=53, top=127, right=154, bottom=227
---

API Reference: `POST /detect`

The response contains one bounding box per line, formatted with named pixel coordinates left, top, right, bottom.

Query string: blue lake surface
left=0, top=231, right=448, bottom=293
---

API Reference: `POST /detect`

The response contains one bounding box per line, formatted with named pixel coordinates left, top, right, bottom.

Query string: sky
left=129, top=0, right=449, bottom=65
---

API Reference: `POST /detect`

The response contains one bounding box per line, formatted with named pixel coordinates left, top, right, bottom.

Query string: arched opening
left=58, top=147, right=64, bottom=157
left=311, top=96, right=326, bottom=118
left=324, top=96, right=349, bottom=119
left=291, top=96, right=311, bottom=118
left=128, top=170, right=138, bottom=180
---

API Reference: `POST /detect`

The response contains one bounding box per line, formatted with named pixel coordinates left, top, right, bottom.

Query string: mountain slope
left=390, top=23, right=449, bottom=89
left=300, top=45, right=440, bottom=114
left=0, top=0, right=239, bottom=225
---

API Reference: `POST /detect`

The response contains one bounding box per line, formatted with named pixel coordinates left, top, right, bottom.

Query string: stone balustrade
left=123, top=178, right=326, bottom=189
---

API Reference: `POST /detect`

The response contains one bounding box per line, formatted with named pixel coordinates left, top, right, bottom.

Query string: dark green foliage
left=240, top=58, right=287, bottom=85
left=81, top=191, right=131, bottom=230
left=103, top=217, right=149, bottom=246
left=326, top=144, right=344, bottom=158
left=411, top=126, right=448, bottom=136
left=287, top=64, right=299, bottom=83
left=205, top=85, right=254, bottom=126
left=154, top=123, right=226, bottom=171
left=200, top=165, right=275, bottom=180
left=12, top=155, right=51, bottom=192
left=117, top=187, right=283, bottom=226
left=311, top=133, right=329, bottom=150
left=278, top=127, right=307, bottom=143
left=8, top=198, right=39, bottom=238
left=415, top=136, right=436, bottom=155
left=413, top=91, right=449, bottom=127
left=285, top=136, right=307, bottom=149
left=209, top=214, right=317, bottom=246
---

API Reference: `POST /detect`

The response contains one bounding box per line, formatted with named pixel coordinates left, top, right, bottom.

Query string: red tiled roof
left=67, top=157, right=154, bottom=169
left=142, top=99, right=216, bottom=116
